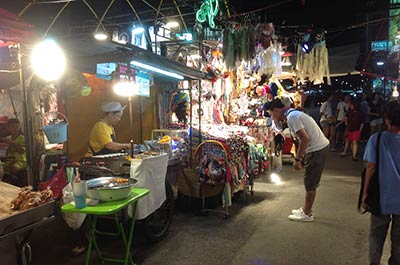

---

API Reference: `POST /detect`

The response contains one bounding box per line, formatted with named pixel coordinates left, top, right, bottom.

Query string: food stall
left=0, top=8, right=59, bottom=265
left=57, top=37, right=207, bottom=240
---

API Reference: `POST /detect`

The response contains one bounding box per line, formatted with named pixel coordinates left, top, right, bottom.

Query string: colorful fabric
left=172, top=92, right=189, bottom=105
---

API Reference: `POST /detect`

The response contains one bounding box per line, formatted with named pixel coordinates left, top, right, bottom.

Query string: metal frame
left=18, top=0, right=190, bottom=42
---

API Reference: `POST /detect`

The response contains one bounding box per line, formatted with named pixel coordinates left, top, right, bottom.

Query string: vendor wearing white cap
left=85, top=101, right=131, bottom=157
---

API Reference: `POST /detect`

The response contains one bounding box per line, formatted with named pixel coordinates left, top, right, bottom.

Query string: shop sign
left=135, top=72, right=150, bottom=97
left=175, top=33, right=193, bottom=41
left=96, top=62, right=117, bottom=80
left=371, top=40, right=392, bottom=51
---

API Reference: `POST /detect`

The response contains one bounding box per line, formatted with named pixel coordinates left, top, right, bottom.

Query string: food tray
left=87, top=177, right=137, bottom=202
left=0, top=200, right=55, bottom=236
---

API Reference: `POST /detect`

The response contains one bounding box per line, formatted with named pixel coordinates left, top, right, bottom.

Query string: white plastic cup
left=72, top=180, right=87, bottom=209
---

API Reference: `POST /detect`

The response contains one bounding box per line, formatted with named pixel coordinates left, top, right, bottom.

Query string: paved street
left=134, top=150, right=374, bottom=265
left=26, top=146, right=390, bottom=265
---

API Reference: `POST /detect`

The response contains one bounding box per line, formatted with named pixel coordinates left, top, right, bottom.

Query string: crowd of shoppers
left=318, top=91, right=386, bottom=160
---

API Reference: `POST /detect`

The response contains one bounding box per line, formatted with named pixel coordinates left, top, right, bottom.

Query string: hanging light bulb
left=94, top=31, right=108, bottom=40
left=393, top=85, right=399, bottom=98
left=31, top=39, right=66, bottom=81
left=281, top=56, right=292, bottom=66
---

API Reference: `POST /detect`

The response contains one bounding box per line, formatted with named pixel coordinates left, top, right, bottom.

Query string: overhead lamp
left=113, top=80, right=139, bottom=97
left=132, top=26, right=145, bottom=35
left=166, top=21, right=179, bottom=29
left=31, top=39, right=66, bottom=81
left=301, top=41, right=315, bottom=53
left=376, top=61, right=385, bottom=66
left=281, top=57, right=292, bottom=66
left=112, top=70, right=138, bottom=156
left=301, top=33, right=315, bottom=54
left=393, top=86, right=399, bottom=98
left=94, top=31, right=108, bottom=40
left=130, top=60, right=184, bottom=80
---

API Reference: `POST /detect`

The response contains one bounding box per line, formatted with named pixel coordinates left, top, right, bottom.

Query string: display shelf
left=151, top=129, right=189, bottom=159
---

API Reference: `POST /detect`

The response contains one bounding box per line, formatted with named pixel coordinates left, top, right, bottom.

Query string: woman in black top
left=369, top=92, right=383, bottom=135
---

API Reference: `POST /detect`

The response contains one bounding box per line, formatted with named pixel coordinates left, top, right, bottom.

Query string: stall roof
left=0, top=8, right=37, bottom=47
left=60, top=37, right=207, bottom=81
left=0, top=8, right=36, bottom=89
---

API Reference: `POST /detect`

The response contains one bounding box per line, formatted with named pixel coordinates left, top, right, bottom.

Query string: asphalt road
left=133, top=149, right=386, bottom=265
left=25, top=145, right=391, bottom=265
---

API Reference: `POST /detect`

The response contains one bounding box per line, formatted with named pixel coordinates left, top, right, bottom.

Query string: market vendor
left=2, top=118, right=27, bottom=187
left=85, top=101, right=132, bottom=157
left=170, top=91, right=189, bottom=124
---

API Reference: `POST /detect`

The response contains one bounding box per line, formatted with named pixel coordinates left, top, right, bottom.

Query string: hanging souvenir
left=270, top=82, right=278, bottom=98
left=205, top=66, right=219, bottom=83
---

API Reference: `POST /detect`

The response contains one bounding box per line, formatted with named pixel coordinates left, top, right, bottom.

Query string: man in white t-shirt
left=335, top=94, right=350, bottom=147
left=266, top=99, right=329, bottom=222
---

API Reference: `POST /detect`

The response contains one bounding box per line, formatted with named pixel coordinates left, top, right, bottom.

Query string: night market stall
left=55, top=36, right=209, bottom=242
left=0, top=8, right=58, bottom=265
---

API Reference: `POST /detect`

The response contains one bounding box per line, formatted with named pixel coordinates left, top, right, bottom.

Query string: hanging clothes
left=296, top=42, right=331, bottom=85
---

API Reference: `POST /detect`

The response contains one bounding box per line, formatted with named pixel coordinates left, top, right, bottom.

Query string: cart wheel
left=143, top=182, right=174, bottom=243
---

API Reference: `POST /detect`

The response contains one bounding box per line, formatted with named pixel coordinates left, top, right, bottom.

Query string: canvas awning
left=0, top=8, right=37, bottom=47
left=0, top=8, right=37, bottom=89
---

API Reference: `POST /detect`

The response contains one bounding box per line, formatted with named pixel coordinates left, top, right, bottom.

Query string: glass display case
left=151, top=129, right=189, bottom=159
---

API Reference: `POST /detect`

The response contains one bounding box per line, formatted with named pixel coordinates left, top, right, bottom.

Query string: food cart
left=57, top=37, right=206, bottom=241
left=0, top=182, right=55, bottom=265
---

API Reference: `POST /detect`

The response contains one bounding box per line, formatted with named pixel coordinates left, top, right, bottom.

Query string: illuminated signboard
left=371, top=41, right=392, bottom=51
left=135, top=73, right=150, bottom=97
left=96, top=62, right=117, bottom=80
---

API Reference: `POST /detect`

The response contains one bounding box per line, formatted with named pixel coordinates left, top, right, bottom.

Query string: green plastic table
left=61, top=187, right=149, bottom=265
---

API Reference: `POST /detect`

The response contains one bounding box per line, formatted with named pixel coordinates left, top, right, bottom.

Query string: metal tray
left=0, top=200, right=55, bottom=236
left=87, top=177, right=137, bottom=202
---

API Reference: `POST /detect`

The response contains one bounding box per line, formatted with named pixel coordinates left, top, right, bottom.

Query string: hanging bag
left=358, top=133, right=382, bottom=215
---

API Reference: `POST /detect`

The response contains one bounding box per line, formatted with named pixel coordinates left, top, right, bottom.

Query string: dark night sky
left=0, top=0, right=390, bottom=47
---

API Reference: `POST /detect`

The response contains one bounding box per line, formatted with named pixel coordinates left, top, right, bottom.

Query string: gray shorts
left=370, top=118, right=383, bottom=127
left=320, top=120, right=334, bottom=128
left=304, top=146, right=328, bottom=191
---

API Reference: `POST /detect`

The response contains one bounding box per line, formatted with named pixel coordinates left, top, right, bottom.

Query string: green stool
left=62, top=187, right=149, bottom=265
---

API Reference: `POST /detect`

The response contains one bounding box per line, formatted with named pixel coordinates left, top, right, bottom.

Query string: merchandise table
left=61, top=187, right=149, bottom=265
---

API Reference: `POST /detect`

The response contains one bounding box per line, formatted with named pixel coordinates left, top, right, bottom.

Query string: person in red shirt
left=340, top=99, right=364, bottom=160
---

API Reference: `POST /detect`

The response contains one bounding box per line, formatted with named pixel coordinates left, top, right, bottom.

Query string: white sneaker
left=291, top=207, right=313, bottom=215
left=288, top=209, right=314, bottom=222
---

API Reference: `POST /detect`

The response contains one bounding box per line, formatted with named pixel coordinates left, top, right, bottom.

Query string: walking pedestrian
left=266, top=99, right=329, bottom=222
left=362, top=100, right=400, bottom=265
left=335, top=94, right=351, bottom=148
left=340, top=100, right=364, bottom=161
left=359, top=94, right=370, bottom=142
left=319, top=94, right=336, bottom=151
left=369, top=92, right=384, bottom=135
